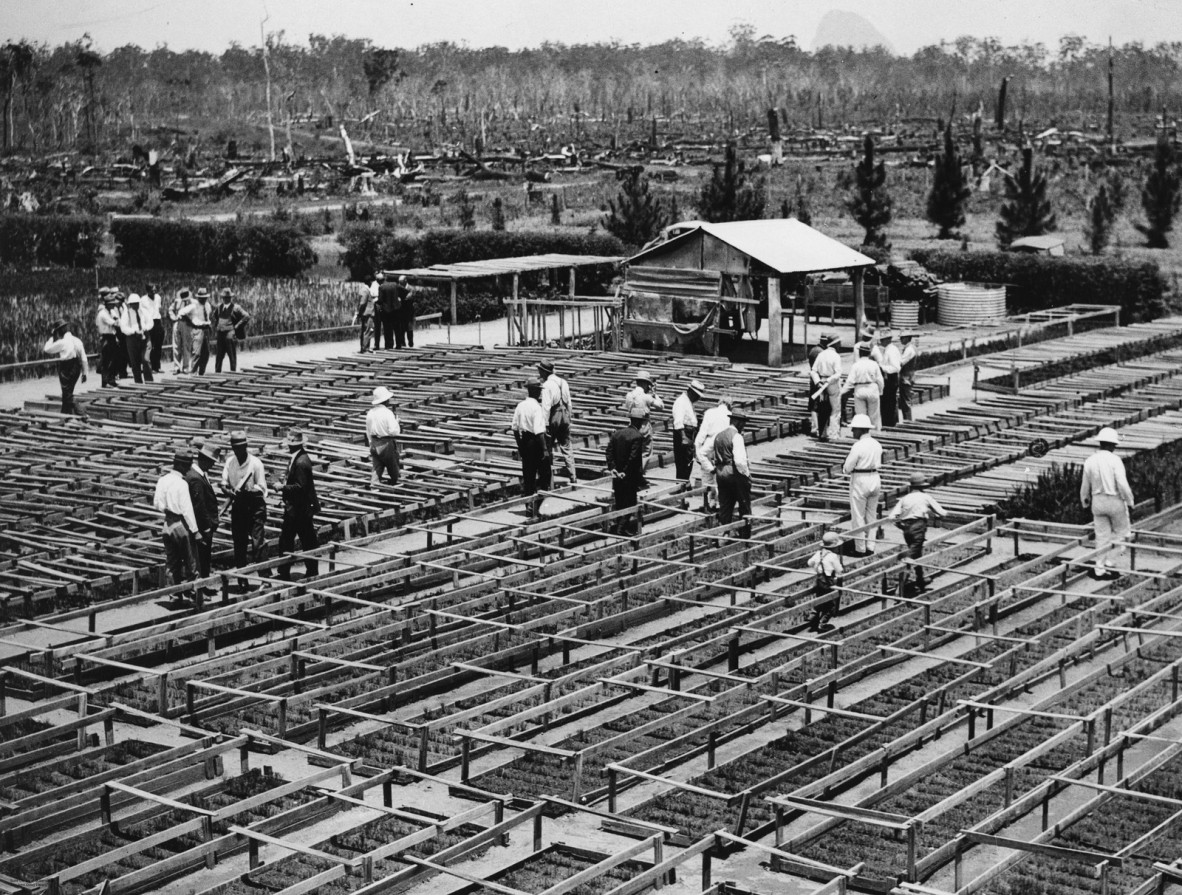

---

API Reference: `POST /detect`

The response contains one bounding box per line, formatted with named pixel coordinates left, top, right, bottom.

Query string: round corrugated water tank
left=890, top=301, right=920, bottom=329
left=937, top=282, right=1006, bottom=326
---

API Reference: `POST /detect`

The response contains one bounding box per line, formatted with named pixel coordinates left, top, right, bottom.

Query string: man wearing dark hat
left=95, top=289, right=121, bottom=388
left=878, top=330, right=901, bottom=428
left=153, top=448, right=198, bottom=589
left=213, top=287, right=251, bottom=373
left=168, top=287, right=194, bottom=374
left=43, top=320, right=89, bottom=415
left=392, top=275, right=416, bottom=348
left=511, top=378, right=551, bottom=518
left=671, top=379, right=705, bottom=483
left=889, top=473, right=947, bottom=591
left=181, top=287, right=213, bottom=374
left=606, top=407, right=647, bottom=535
left=711, top=407, right=752, bottom=524
left=220, top=430, right=269, bottom=570
left=810, top=335, right=843, bottom=441
left=186, top=442, right=221, bottom=580
left=366, top=386, right=402, bottom=487
left=538, top=359, right=576, bottom=480
left=118, top=293, right=154, bottom=384
left=898, top=331, right=919, bottom=422
left=276, top=429, right=321, bottom=581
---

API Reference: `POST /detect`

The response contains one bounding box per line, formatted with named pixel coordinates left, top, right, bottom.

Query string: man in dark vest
left=712, top=408, right=752, bottom=524
left=606, top=407, right=647, bottom=535
left=276, top=429, right=321, bottom=581
left=393, top=275, right=416, bottom=348
left=376, top=275, right=402, bottom=349
left=186, top=442, right=220, bottom=584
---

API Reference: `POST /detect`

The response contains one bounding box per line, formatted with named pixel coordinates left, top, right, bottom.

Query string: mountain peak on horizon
left=811, top=10, right=894, bottom=53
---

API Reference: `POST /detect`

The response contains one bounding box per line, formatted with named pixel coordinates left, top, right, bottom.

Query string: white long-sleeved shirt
left=511, top=397, right=547, bottom=436
left=1080, top=450, right=1134, bottom=506
left=221, top=453, right=268, bottom=497
left=880, top=343, right=902, bottom=376
left=811, top=347, right=842, bottom=389
left=623, top=385, right=663, bottom=416
left=44, top=332, right=89, bottom=375
left=540, top=375, right=572, bottom=419
left=671, top=392, right=698, bottom=430
left=118, top=302, right=149, bottom=336
left=96, top=306, right=119, bottom=336
left=843, top=434, right=883, bottom=474
left=370, top=279, right=382, bottom=299
left=727, top=430, right=750, bottom=477
left=181, top=299, right=212, bottom=327
left=153, top=470, right=198, bottom=532
left=694, top=403, right=732, bottom=468
left=366, top=405, right=402, bottom=440
left=846, top=357, right=884, bottom=393
left=139, top=293, right=161, bottom=327
left=890, top=491, right=946, bottom=521
left=899, top=341, right=918, bottom=376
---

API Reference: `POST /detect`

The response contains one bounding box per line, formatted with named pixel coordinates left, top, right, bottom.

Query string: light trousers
left=848, top=472, right=881, bottom=553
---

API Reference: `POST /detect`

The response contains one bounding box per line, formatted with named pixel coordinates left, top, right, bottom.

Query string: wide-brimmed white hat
left=1097, top=427, right=1120, bottom=444
left=372, top=386, right=395, bottom=405
left=850, top=413, right=873, bottom=429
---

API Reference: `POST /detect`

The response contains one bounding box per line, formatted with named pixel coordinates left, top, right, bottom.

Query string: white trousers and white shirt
left=846, top=357, right=884, bottom=430
left=843, top=433, right=883, bottom=553
left=1080, top=449, right=1134, bottom=570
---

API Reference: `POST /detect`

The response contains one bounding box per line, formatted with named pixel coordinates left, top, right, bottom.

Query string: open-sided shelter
left=622, top=219, right=876, bottom=366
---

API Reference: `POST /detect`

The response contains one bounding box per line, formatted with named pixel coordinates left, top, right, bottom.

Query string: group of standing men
left=510, top=360, right=576, bottom=519
left=356, top=273, right=416, bottom=352
left=808, top=328, right=919, bottom=440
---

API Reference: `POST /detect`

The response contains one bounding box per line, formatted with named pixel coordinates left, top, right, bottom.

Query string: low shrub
left=111, top=218, right=316, bottom=277
left=0, top=214, right=104, bottom=268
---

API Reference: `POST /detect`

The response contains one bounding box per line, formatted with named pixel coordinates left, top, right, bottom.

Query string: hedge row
left=908, top=249, right=1168, bottom=323
left=0, top=215, right=104, bottom=268
left=111, top=218, right=316, bottom=277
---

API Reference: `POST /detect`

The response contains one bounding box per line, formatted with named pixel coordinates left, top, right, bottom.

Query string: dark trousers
left=149, top=320, right=165, bottom=372
left=809, top=576, right=840, bottom=630
left=882, top=372, right=899, bottom=427
left=370, top=437, right=400, bottom=485
left=673, top=428, right=697, bottom=481
left=230, top=492, right=267, bottom=568
left=815, top=389, right=833, bottom=440
left=58, top=356, right=82, bottom=415
left=898, top=377, right=914, bottom=421
left=194, top=528, right=214, bottom=577
left=360, top=316, right=375, bottom=352
left=100, top=334, right=119, bottom=387
left=899, top=518, right=929, bottom=585
left=125, top=333, right=153, bottom=383
left=277, top=509, right=319, bottom=579
left=394, top=310, right=414, bottom=348
left=215, top=331, right=238, bottom=372
left=717, top=472, right=751, bottom=524
left=518, top=432, right=551, bottom=496
left=114, top=333, right=129, bottom=377
left=192, top=327, right=211, bottom=374
left=162, top=519, right=196, bottom=585
left=612, top=479, right=641, bottom=534
left=380, top=314, right=395, bottom=349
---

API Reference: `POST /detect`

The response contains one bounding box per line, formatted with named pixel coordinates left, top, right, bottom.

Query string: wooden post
left=853, top=267, right=866, bottom=340
left=767, top=276, right=783, bottom=368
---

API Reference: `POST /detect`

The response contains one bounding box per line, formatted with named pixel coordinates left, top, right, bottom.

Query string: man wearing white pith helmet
left=1080, top=427, right=1134, bottom=580
left=842, top=413, right=882, bottom=556
left=367, top=386, right=402, bottom=487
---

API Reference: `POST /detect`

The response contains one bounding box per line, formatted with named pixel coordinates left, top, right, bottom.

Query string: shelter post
left=449, top=279, right=457, bottom=343
left=767, top=276, right=783, bottom=368
left=853, top=268, right=865, bottom=337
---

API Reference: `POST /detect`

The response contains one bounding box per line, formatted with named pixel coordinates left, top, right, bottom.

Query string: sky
left=2, top=0, right=1178, bottom=56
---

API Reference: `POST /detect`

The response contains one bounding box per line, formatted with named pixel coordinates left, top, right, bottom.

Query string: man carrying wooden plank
left=845, top=342, right=884, bottom=431
left=538, top=359, right=576, bottom=481
left=43, top=319, right=88, bottom=416
left=671, top=379, right=705, bottom=483
left=712, top=408, right=751, bottom=525
left=607, top=407, right=648, bottom=535
left=276, top=429, right=321, bottom=581
left=889, top=473, right=947, bottom=592
left=897, top=331, right=919, bottom=422
left=366, top=386, right=402, bottom=487
left=512, top=378, right=551, bottom=519
left=810, top=334, right=842, bottom=441
left=1079, top=427, right=1134, bottom=580
left=221, top=430, right=269, bottom=571
left=843, top=413, right=882, bottom=556
left=153, top=448, right=198, bottom=589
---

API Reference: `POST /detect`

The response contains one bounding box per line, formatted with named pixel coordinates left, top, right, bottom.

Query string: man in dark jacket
left=712, top=408, right=752, bottom=524
left=213, top=287, right=251, bottom=372
left=376, top=276, right=402, bottom=349
left=393, top=275, right=416, bottom=348
left=186, top=442, right=221, bottom=581
left=606, top=407, right=647, bottom=535
left=276, top=429, right=321, bottom=580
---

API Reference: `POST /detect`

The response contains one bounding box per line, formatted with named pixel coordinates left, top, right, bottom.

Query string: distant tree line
left=5, top=30, right=1182, bottom=154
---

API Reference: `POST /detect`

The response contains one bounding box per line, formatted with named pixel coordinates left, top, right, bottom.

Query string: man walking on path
left=154, top=448, right=198, bottom=589
left=538, top=360, right=576, bottom=481
left=845, top=342, right=883, bottom=431
left=276, top=429, right=321, bottom=581
left=96, top=291, right=121, bottom=388
left=221, top=430, right=269, bottom=571
left=878, top=330, right=901, bottom=428
left=671, top=379, right=705, bottom=483
left=712, top=408, right=752, bottom=524
left=843, top=413, right=883, bottom=556
left=182, top=287, right=213, bottom=374
left=898, top=331, right=919, bottom=422
left=810, top=335, right=842, bottom=441
left=606, top=407, right=647, bottom=535
left=366, top=386, right=402, bottom=487
left=1080, top=427, right=1135, bottom=580
left=213, top=288, right=251, bottom=373
left=889, top=473, right=947, bottom=592
left=186, top=442, right=220, bottom=580
left=806, top=531, right=845, bottom=633
left=44, top=320, right=88, bottom=415
left=512, top=378, right=551, bottom=519
left=169, top=288, right=193, bottom=374
left=119, top=294, right=154, bottom=384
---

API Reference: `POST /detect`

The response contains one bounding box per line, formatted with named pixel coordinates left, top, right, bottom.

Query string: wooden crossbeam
left=959, top=831, right=1122, bottom=867
left=769, top=795, right=913, bottom=830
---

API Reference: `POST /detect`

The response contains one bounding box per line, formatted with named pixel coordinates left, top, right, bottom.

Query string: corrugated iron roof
left=383, top=253, right=622, bottom=280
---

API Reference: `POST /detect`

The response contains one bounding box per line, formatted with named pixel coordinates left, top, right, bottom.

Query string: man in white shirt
left=221, top=430, right=269, bottom=570
left=694, top=398, right=732, bottom=512
left=810, top=335, right=843, bottom=441
left=142, top=283, right=164, bottom=373
left=44, top=319, right=89, bottom=416
left=1080, top=427, right=1135, bottom=580
left=623, top=369, right=664, bottom=466
left=806, top=531, right=845, bottom=632
left=118, top=294, right=154, bottom=383
left=512, top=379, right=551, bottom=518
left=711, top=408, right=751, bottom=524
left=878, top=330, right=902, bottom=428
left=169, top=288, right=194, bottom=374
left=538, top=359, right=576, bottom=481
left=898, top=331, right=919, bottom=422
left=182, top=287, right=213, bottom=374
left=843, top=413, right=883, bottom=556
left=95, top=290, right=121, bottom=387
left=845, top=342, right=884, bottom=430
left=671, top=379, right=704, bottom=483
left=153, top=448, right=198, bottom=588
left=890, top=473, right=947, bottom=591
left=366, top=386, right=402, bottom=487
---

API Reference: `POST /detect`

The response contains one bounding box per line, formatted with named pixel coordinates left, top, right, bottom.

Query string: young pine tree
left=926, top=125, right=972, bottom=239
left=490, top=197, right=506, bottom=231
left=1084, top=183, right=1116, bottom=255
left=1135, top=133, right=1182, bottom=248
left=995, top=146, right=1058, bottom=249
left=602, top=168, right=669, bottom=248
left=697, top=142, right=766, bottom=223
left=846, top=134, right=892, bottom=247
left=456, top=189, right=476, bottom=230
